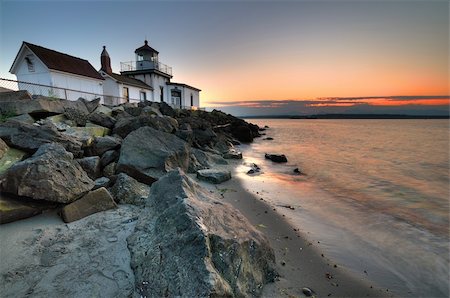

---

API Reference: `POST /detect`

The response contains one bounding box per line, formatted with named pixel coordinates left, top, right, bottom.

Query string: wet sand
left=198, top=165, right=393, bottom=298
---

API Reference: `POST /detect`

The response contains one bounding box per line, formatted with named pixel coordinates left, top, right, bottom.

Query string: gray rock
left=113, top=115, right=178, bottom=138
left=1, top=143, right=94, bottom=203
left=94, top=177, right=110, bottom=190
left=0, top=120, right=83, bottom=157
left=80, top=97, right=101, bottom=114
left=109, top=173, right=150, bottom=206
left=0, top=90, right=31, bottom=102
left=141, top=105, right=162, bottom=117
left=87, top=112, right=116, bottom=129
left=188, top=148, right=228, bottom=172
left=265, top=153, right=287, bottom=163
left=117, top=127, right=190, bottom=184
left=223, top=148, right=243, bottom=159
left=232, top=125, right=253, bottom=143
left=89, top=136, right=121, bottom=156
left=128, top=169, right=276, bottom=297
left=103, top=162, right=116, bottom=178
left=76, top=156, right=101, bottom=180
left=0, top=193, right=55, bottom=224
left=196, top=168, right=232, bottom=184
left=100, top=149, right=119, bottom=168
left=7, top=113, right=35, bottom=124
left=175, top=122, right=194, bottom=144
left=0, top=138, right=8, bottom=159
left=61, top=187, right=117, bottom=223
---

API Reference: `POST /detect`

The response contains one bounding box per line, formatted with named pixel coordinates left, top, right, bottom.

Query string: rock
left=223, top=148, right=243, bottom=159
left=293, top=168, right=304, bottom=175
left=302, top=287, right=315, bottom=297
left=175, top=122, right=193, bottom=144
left=192, top=127, right=217, bottom=147
left=263, top=137, right=274, bottom=141
left=232, top=125, right=253, bottom=143
left=0, top=120, right=83, bottom=157
left=0, top=147, right=26, bottom=175
left=265, top=153, right=288, bottom=163
left=76, top=156, right=101, bottom=180
left=159, top=101, right=176, bottom=117
left=103, top=162, right=116, bottom=178
left=80, top=97, right=101, bottom=113
left=113, top=115, right=178, bottom=138
left=188, top=148, right=228, bottom=172
left=93, top=105, right=113, bottom=116
left=247, top=163, right=261, bottom=175
left=61, top=187, right=117, bottom=223
left=0, top=194, right=55, bottom=224
left=117, top=127, right=190, bottom=184
left=100, top=149, right=119, bottom=168
left=93, top=177, right=110, bottom=189
left=7, top=113, right=35, bottom=124
left=128, top=169, right=276, bottom=297
left=87, top=112, right=116, bottom=129
left=196, top=169, right=232, bottom=184
left=109, top=173, right=150, bottom=206
left=64, top=107, right=87, bottom=126
left=62, top=126, right=110, bottom=147
left=141, top=105, right=162, bottom=117
left=1, top=143, right=94, bottom=203
left=88, top=136, right=121, bottom=156
left=0, top=90, right=31, bottom=102
left=0, top=205, right=139, bottom=297
left=0, top=138, right=8, bottom=159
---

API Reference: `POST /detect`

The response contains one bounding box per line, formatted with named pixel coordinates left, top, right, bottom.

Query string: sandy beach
left=197, top=162, right=393, bottom=298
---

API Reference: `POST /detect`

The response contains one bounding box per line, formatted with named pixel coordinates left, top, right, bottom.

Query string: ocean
left=236, top=119, right=449, bottom=297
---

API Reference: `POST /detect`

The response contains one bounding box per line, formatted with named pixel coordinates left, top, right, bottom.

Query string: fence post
left=64, top=89, right=68, bottom=100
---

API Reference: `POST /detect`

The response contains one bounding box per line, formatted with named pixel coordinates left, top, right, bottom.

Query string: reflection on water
left=237, top=119, right=449, bottom=297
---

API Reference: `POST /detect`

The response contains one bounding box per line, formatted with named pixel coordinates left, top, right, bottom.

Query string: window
left=160, top=86, right=164, bottom=102
left=140, top=91, right=146, bottom=101
left=190, top=94, right=194, bottom=107
left=25, top=55, right=34, bottom=72
left=123, top=87, right=129, bottom=102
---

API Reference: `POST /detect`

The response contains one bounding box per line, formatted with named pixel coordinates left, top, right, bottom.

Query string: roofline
left=10, top=42, right=49, bottom=74
left=166, top=82, right=201, bottom=92
left=120, top=69, right=172, bottom=79
left=50, top=69, right=104, bottom=81
left=101, top=71, right=153, bottom=90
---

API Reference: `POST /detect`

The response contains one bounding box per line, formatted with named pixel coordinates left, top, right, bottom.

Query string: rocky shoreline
left=0, top=93, right=276, bottom=297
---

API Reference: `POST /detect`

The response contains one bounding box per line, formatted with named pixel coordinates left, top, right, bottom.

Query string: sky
left=0, top=0, right=448, bottom=116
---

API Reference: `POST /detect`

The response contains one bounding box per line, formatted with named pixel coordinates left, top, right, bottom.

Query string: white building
left=9, top=40, right=201, bottom=108
left=9, top=42, right=104, bottom=101
left=99, top=46, right=153, bottom=106
left=120, top=40, right=201, bottom=108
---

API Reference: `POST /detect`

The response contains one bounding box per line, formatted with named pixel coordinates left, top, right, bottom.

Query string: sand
left=197, top=161, right=394, bottom=298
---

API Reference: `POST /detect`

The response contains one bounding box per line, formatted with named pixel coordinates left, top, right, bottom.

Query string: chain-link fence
left=0, top=78, right=202, bottom=109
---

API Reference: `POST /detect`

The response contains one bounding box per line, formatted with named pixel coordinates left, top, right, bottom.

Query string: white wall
left=167, top=84, right=200, bottom=108
left=50, top=71, right=103, bottom=101
left=14, top=47, right=53, bottom=96
left=132, top=73, right=169, bottom=103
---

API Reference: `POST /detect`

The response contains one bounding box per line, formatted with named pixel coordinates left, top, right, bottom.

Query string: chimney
left=100, top=46, right=112, bottom=74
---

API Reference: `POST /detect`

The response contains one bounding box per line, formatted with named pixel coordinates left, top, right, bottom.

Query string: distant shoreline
left=242, top=114, right=450, bottom=119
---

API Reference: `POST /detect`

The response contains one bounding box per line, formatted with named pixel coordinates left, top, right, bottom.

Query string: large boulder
left=232, top=125, right=253, bottom=143
left=0, top=194, right=55, bottom=224
left=0, top=121, right=83, bottom=157
left=117, top=127, right=190, bottom=184
left=61, top=187, right=117, bottom=223
left=113, top=115, right=178, bottom=138
left=196, top=169, right=232, bottom=184
left=188, top=148, right=228, bottom=172
left=128, top=169, right=276, bottom=297
left=1, top=143, right=94, bottom=203
left=109, top=173, right=150, bottom=206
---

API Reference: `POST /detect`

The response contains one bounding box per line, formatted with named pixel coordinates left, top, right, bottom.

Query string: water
left=236, top=119, right=449, bottom=297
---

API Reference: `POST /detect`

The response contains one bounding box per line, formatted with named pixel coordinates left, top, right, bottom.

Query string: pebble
left=302, top=287, right=314, bottom=297
left=107, top=236, right=118, bottom=242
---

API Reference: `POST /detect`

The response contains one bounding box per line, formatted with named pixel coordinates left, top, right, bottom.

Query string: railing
left=120, top=60, right=173, bottom=76
left=0, top=78, right=200, bottom=110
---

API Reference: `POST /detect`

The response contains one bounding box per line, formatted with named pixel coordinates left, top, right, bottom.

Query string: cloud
left=204, top=95, right=450, bottom=116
